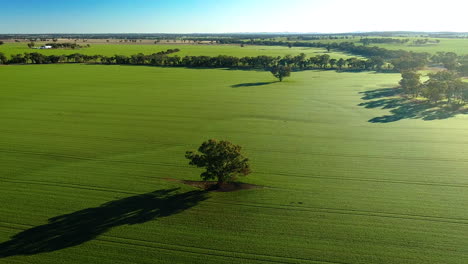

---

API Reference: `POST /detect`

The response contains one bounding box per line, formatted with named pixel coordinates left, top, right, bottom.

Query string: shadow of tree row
left=231, top=81, right=277, bottom=88
left=359, top=87, right=468, bottom=123
left=0, top=188, right=209, bottom=258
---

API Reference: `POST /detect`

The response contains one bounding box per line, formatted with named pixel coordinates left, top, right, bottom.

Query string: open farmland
left=0, top=43, right=359, bottom=59
left=307, top=37, right=468, bottom=55
left=0, top=64, right=467, bottom=264
left=366, top=38, right=468, bottom=55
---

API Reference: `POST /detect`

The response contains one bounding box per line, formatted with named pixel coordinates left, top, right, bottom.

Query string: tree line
left=360, top=38, right=410, bottom=45
left=0, top=50, right=391, bottom=71
left=2, top=45, right=468, bottom=76
left=43, top=42, right=89, bottom=49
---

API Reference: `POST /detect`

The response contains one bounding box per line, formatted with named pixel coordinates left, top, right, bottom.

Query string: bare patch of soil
left=163, top=178, right=262, bottom=192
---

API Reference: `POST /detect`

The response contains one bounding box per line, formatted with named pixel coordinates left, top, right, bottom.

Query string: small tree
left=0, top=41, right=4, bottom=45
left=27, top=42, right=35, bottom=48
left=185, top=139, right=251, bottom=188
left=270, top=65, right=291, bottom=82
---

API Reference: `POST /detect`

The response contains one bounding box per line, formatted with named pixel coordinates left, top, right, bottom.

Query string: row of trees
left=26, top=42, right=89, bottom=49
left=44, top=42, right=88, bottom=49
left=0, top=51, right=388, bottom=71
left=400, top=71, right=468, bottom=104
left=360, top=38, right=410, bottom=45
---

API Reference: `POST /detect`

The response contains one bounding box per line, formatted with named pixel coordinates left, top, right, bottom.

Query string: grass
left=1, top=64, right=467, bottom=264
left=0, top=43, right=359, bottom=59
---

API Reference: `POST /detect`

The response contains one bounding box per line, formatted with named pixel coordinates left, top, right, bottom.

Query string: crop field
left=312, top=37, right=468, bottom=55
left=369, top=38, right=468, bottom=55
left=0, top=43, right=359, bottom=59
left=1, top=64, right=467, bottom=264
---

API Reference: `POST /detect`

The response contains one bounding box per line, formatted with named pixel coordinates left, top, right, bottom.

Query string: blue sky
left=1, top=0, right=467, bottom=33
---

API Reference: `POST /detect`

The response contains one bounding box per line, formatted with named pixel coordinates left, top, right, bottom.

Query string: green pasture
left=0, top=64, right=467, bottom=264
left=373, top=38, right=468, bottom=55
left=0, top=43, right=357, bottom=59
left=272, top=37, right=468, bottom=55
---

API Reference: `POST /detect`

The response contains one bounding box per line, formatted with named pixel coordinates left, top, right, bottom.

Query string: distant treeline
left=360, top=38, right=410, bottom=45
left=44, top=43, right=88, bottom=49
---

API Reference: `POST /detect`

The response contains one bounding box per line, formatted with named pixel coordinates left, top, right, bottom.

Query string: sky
left=1, top=0, right=468, bottom=34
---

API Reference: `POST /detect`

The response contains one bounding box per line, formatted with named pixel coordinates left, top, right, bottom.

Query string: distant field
left=308, top=37, right=468, bottom=55
left=1, top=64, right=467, bottom=264
left=371, top=38, right=468, bottom=55
left=0, top=43, right=359, bottom=59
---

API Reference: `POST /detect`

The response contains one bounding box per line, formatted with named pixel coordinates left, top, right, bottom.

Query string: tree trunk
left=216, top=175, right=225, bottom=189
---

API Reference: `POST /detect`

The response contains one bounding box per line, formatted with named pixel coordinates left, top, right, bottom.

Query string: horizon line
left=1, top=31, right=468, bottom=35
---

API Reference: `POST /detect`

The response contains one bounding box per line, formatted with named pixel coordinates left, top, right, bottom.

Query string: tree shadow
left=231, top=81, right=276, bottom=88
left=359, top=88, right=468, bottom=123
left=0, top=188, right=209, bottom=258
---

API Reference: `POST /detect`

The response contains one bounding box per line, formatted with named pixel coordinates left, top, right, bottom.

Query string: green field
left=1, top=64, right=467, bottom=263
left=0, top=43, right=358, bottom=59
left=273, top=37, right=468, bottom=55
left=370, top=38, right=468, bottom=55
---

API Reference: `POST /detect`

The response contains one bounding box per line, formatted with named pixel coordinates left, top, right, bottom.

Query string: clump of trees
left=412, top=39, right=440, bottom=45
left=185, top=139, right=251, bottom=188
left=431, top=52, right=458, bottom=70
left=400, top=70, right=468, bottom=104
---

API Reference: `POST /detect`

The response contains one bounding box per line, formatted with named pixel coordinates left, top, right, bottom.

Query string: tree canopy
left=270, top=65, right=291, bottom=82
left=185, top=139, right=251, bottom=187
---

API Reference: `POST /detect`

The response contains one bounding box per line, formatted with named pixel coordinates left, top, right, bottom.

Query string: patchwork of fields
left=1, top=64, right=467, bottom=263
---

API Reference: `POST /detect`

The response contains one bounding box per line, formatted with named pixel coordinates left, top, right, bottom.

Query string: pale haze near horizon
left=1, top=0, right=467, bottom=34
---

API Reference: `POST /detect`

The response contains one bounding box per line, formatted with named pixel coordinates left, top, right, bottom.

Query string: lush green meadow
left=0, top=43, right=357, bottom=59
left=1, top=64, right=467, bottom=264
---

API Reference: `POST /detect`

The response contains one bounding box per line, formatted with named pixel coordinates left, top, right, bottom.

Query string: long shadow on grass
left=359, top=87, right=468, bottom=123
left=231, top=81, right=277, bottom=88
left=0, top=188, right=208, bottom=258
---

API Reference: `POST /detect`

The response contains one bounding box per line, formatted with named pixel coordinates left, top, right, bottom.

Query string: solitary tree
left=185, top=139, right=251, bottom=188
left=0, top=41, right=4, bottom=45
left=27, top=42, right=35, bottom=48
left=270, top=65, right=291, bottom=82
